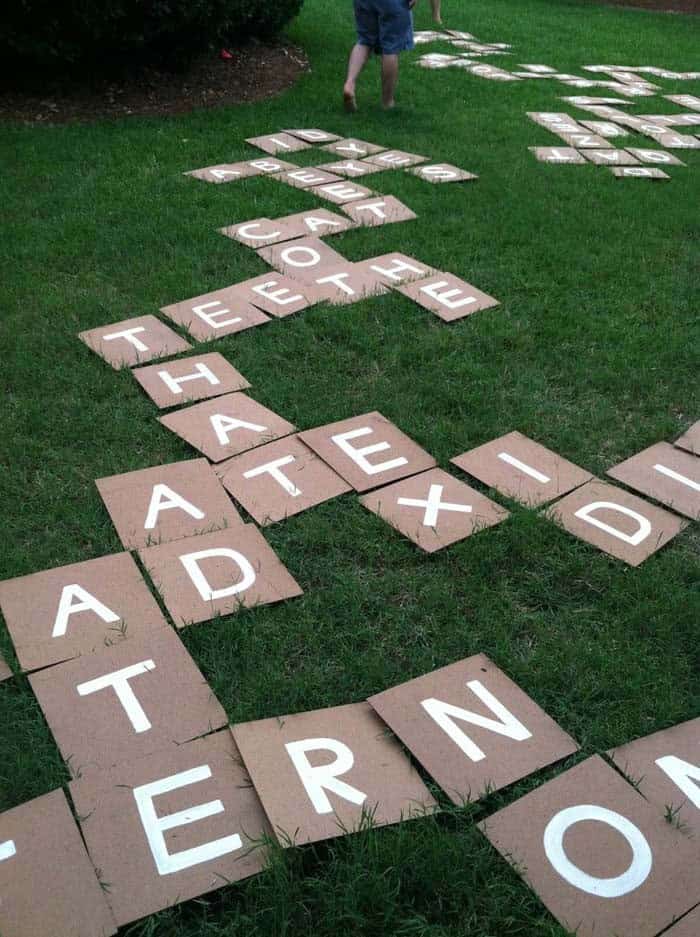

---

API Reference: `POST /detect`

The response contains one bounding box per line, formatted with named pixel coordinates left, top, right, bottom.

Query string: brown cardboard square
left=277, top=207, right=356, bottom=237
left=216, top=434, right=351, bottom=525
left=665, top=94, right=700, bottom=111
left=527, top=112, right=587, bottom=131
left=245, top=132, right=311, bottom=155
left=583, top=148, right=640, bottom=165
left=408, top=163, right=478, bottom=183
left=354, top=252, right=437, bottom=287
left=232, top=702, right=437, bottom=846
left=478, top=755, right=700, bottom=937
left=185, top=162, right=262, bottom=183
left=159, top=393, right=295, bottom=463
left=29, top=626, right=227, bottom=777
left=529, top=147, right=587, bottom=164
left=341, top=196, right=417, bottom=227
left=0, top=552, right=168, bottom=672
left=360, top=468, right=508, bottom=553
left=396, top=272, right=500, bottom=322
left=315, top=159, right=389, bottom=178
left=257, top=236, right=348, bottom=282
left=363, top=150, right=430, bottom=169
left=655, top=132, right=700, bottom=149
left=218, top=217, right=301, bottom=248
left=138, top=525, right=302, bottom=626
left=299, top=411, right=436, bottom=493
left=664, top=907, right=700, bottom=935
left=545, top=479, right=686, bottom=565
left=610, top=166, right=670, bottom=180
left=607, top=441, right=700, bottom=520
left=609, top=717, right=700, bottom=836
left=245, top=157, right=299, bottom=174
left=273, top=168, right=344, bottom=189
left=305, top=263, right=389, bottom=305
left=451, top=431, right=593, bottom=507
left=675, top=421, right=700, bottom=455
left=132, top=353, right=251, bottom=409
left=579, top=119, right=629, bottom=137
left=625, top=148, right=686, bottom=166
left=283, top=128, right=342, bottom=143
left=0, top=651, right=11, bottom=681
left=310, top=180, right=376, bottom=205
left=0, top=789, right=117, bottom=937
left=96, top=458, right=243, bottom=550
left=232, top=273, right=314, bottom=318
left=70, top=731, right=271, bottom=927
left=160, top=285, right=270, bottom=341
left=369, top=654, right=577, bottom=804
left=321, top=138, right=387, bottom=158
left=555, top=131, right=614, bottom=148
left=79, top=315, right=192, bottom=370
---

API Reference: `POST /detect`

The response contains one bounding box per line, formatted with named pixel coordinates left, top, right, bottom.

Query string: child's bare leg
left=343, top=43, right=371, bottom=111
left=381, top=54, right=399, bottom=108
left=430, top=0, right=442, bottom=24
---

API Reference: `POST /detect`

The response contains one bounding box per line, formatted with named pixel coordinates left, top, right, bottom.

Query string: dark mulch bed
left=0, top=39, right=309, bottom=125
left=597, top=0, right=699, bottom=12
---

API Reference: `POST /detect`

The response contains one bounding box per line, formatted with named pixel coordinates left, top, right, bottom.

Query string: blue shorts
left=353, top=0, right=414, bottom=55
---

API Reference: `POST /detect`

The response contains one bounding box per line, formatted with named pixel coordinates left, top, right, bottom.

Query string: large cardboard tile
left=417, top=57, right=458, bottom=69
left=160, top=285, right=270, bottom=341
left=232, top=272, right=314, bottom=318
left=609, top=717, right=700, bottom=836
left=651, top=114, right=700, bottom=127
left=299, top=411, right=436, bottom=493
left=341, top=195, right=417, bottom=227
left=305, top=263, right=389, bottom=305
left=283, top=128, right=342, bottom=143
left=159, top=392, right=294, bottom=463
left=29, top=626, right=226, bottom=777
left=396, top=272, right=500, bottom=322
left=408, top=162, right=478, bottom=183
left=527, top=112, right=588, bottom=132
left=0, top=552, right=167, bottom=672
left=245, top=132, right=311, bottom=155
left=545, top=479, right=686, bottom=566
left=138, top=525, right=302, bottom=626
left=354, top=252, right=437, bottom=286
left=216, top=434, right=351, bottom=525
left=561, top=95, right=635, bottom=105
left=277, top=207, right=356, bottom=238
left=360, top=468, right=508, bottom=553
left=451, top=431, right=592, bottom=507
left=665, top=907, right=700, bottom=935
left=675, top=420, right=700, bottom=455
left=0, top=789, right=117, bottom=937
left=315, top=159, right=389, bottom=178
left=579, top=119, right=629, bottom=137
left=363, top=149, right=429, bottom=169
left=529, top=146, right=587, bottom=164
left=655, top=132, right=700, bottom=149
left=257, top=236, right=348, bottom=282
left=625, top=148, right=685, bottom=166
left=554, top=130, right=614, bottom=148
left=0, top=651, right=11, bottom=681
left=185, top=162, right=262, bottom=183
left=218, top=217, right=301, bottom=248
left=665, top=94, right=700, bottom=111
left=309, top=180, right=376, bottom=205
left=70, top=731, right=270, bottom=927
left=273, top=167, right=344, bottom=189
left=96, top=458, right=243, bottom=550
left=607, top=441, right=700, bottom=520
left=232, top=702, right=437, bottom=846
left=369, top=654, right=577, bottom=804
left=610, top=166, right=670, bottom=180
left=79, top=315, right=191, bottom=370
left=245, top=157, right=299, bottom=174
left=321, top=138, right=387, bottom=158
left=132, top=353, right=250, bottom=409
left=479, top=756, right=700, bottom=937
left=519, top=64, right=558, bottom=72
left=583, top=148, right=640, bottom=165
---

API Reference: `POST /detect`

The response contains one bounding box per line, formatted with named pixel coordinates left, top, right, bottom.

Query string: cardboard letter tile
left=0, top=552, right=168, bottom=672
left=675, top=420, right=700, bottom=455
left=408, top=163, right=478, bottom=183
left=607, top=441, right=700, bottom=520
left=257, top=236, right=348, bottom=282
left=610, top=166, right=670, bottom=179
left=160, top=285, right=270, bottom=341
left=245, top=132, right=311, bottom=155
left=159, top=393, right=295, bottom=463
left=555, top=131, right=614, bottom=148
left=354, top=252, right=437, bottom=286
left=609, top=717, right=700, bottom=836
left=96, top=458, right=243, bottom=550
left=0, top=789, right=117, bottom=937
left=246, top=157, right=299, bottom=174
left=132, top=353, right=251, bottom=409
left=478, top=756, right=700, bottom=937
left=0, top=651, right=11, bottom=681
left=283, top=128, right=342, bottom=143
left=215, top=434, right=351, bottom=524
left=30, top=626, right=227, bottom=776
left=545, top=479, right=687, bottom=566
left=321, top=138, right=387, bottom=158
left=70, top=732, right=270, bottom=927
left=299, top=411, right=436, bottom=493
left=341, top=196, right=417, bottom=227
left=273, top=168, right=344, bottom=189
left=370, top=654, right=577, bottom=804
left=218, top=217, right=301, bottom=248
left=309, top=181, right=375, bottom=205
left=625, top=148, right=685, bottom=166
left=396, top=272, right=499, bottom=322
left=451, top=431, right=593, bottom=507
left=315, top=159, right=389, bottom=178
left=79, top=315, right=191, bottom=370
left=529, top=146, right=586, bottom=164
left=306, top=263, right=389, bottom=305
left=363, top=150, right=430, bottom=168
left=232, top=273, right=315, bottom=318
left=185, top=162, right=262, bottom=183
left=360, top=468, right=508, bottom=552
left=583, top=148, right=640, bottom=165
left=139, top=525, right=302, bottom=626
left=232, top=702, right=437, bottom=846
left=664, top=94, right=700, bottom=111
left=579, top=120, right=629, bottom=137
left=276, top=208, right=356, bottom=238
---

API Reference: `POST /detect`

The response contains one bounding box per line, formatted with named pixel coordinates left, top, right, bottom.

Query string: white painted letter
left=53, top=584, right=120, bottom=639
left=574, top=501, right=651, bottom=546
left=236, top=223, right=281, bottom=241
left=158, top=363, right=221, bottom=396
left=192, top=301, right=242, bottom=330
left=398, top=484, right=472, bottom=527
left=209, top=414, right=266, bottom=446
left=280, top=246, right=322, bottom=268
left=243, top=455, right=301, bottom=497
left=144, top=484, right=205, bottom=530
left=285, top=738, right=367, bottom=814
left=421, top=281, right=477, bottom=311
left=331, top=426, right=408, bottom=476
left=251, top=280, right=304, bottom=307
left=0, top=841, right=16, bottom=862
left=77, top=660, right=156, bottom=733
left=497, top=452, right=550, bottom=484
left=180, top=548, right=256, bottom=602
left=655, top=755, right=700, bottom=810
left=103, top=327, right=149, bottom=352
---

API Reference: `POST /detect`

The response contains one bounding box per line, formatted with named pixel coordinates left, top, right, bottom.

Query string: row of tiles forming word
left=2, top=639, right=700, bottom=937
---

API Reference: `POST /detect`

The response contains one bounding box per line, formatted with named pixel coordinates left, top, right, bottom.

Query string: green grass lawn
left=1, top=0, right=699, bottom=933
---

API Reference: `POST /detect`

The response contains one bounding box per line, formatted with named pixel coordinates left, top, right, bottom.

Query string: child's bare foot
left=343, top=84, right=357, bottom=112
left=382, top=99, right=396, bottom=110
